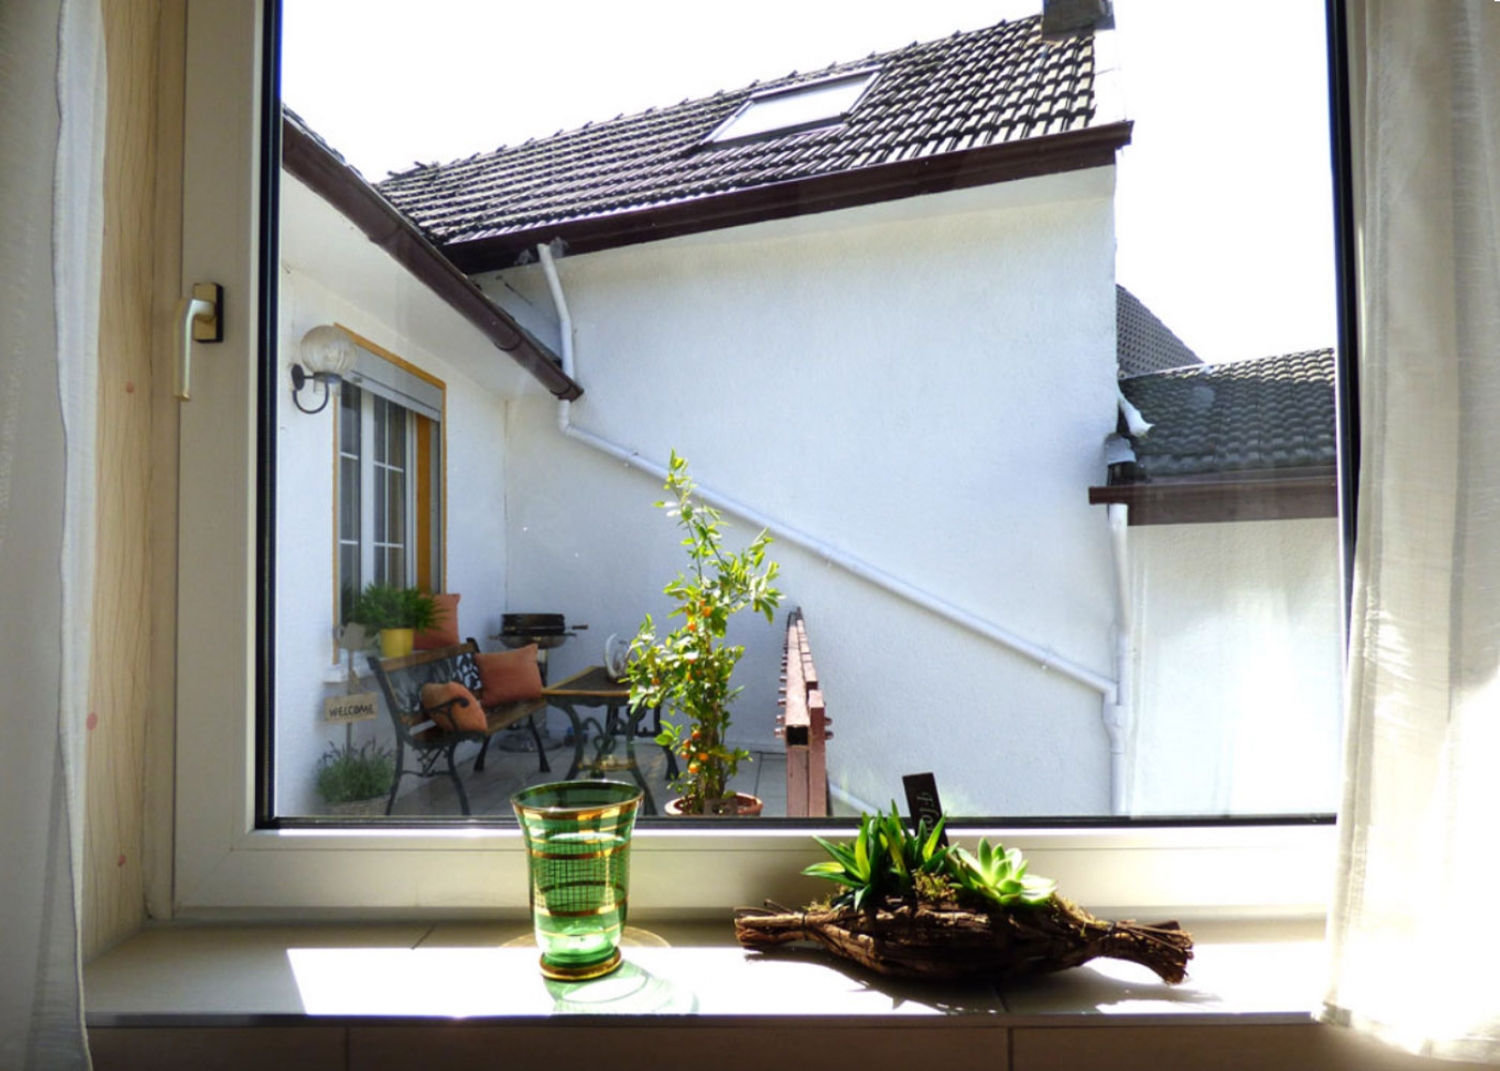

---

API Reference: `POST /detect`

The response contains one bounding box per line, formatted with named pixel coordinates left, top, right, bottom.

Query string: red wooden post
left=780, top=609, right=829, bottom=817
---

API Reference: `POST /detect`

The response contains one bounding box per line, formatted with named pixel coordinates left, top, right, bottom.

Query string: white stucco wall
left=487, top=170, right=1123, bottom=815
left=267, top=168, right=1341, bottom=819
left=274, top=179, right=519, bottom=815
left=1125, top=517, right=1344, bottom=815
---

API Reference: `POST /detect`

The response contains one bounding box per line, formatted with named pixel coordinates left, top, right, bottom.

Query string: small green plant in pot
left=315, top=740, right=395, bottom=815
left=348, top=582, right=441, bottom=658
left=627, top=452, right=782, bottom=815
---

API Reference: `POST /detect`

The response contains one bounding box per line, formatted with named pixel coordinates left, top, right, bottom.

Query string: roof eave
left=1087, top=467, right=1338, bottom=526
left=443, top=120, right=1133, bottom=274
left=281, top=116, right=583, bottom=401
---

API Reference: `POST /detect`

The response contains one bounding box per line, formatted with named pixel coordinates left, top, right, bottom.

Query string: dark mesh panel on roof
left=1119, top=349, right=1336, bottom=479
left=377, top=15, right=1099, bottom=249
left=1116, top=285, right=1202, bottom=376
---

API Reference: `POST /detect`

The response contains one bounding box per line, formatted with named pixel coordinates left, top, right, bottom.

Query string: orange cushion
left=413, top=593, right=461, bottom=650
left=419, top=680, right=486, bottom=733
left=475, top=645, right=543, bottom=704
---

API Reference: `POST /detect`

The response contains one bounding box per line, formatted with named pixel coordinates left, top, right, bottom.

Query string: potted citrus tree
left=315, top=739, right=395, bottom=817
left=627, top=452, right=782, bottom=816
left=348, top=582, right=441, bottom=658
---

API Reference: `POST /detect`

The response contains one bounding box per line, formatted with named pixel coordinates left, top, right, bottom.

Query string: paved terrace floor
left=330, top=714, right=793, bottom=820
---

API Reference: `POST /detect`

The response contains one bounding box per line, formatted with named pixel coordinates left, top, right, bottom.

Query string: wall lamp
left=291, top=325, right=357, bottom=414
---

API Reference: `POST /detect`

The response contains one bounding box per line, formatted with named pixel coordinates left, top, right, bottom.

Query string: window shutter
left=344, top=346, right=442, bottom=422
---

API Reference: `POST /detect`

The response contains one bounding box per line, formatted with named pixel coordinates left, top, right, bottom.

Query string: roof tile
left=1119, top=349, right=1337, bottom=480
left=378, top=15, right=1099, bottom=250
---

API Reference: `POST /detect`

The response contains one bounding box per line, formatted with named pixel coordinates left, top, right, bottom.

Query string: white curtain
left=0, top=0, right=104, bottom=1067
left=1324, top=1, right=1500, bottom=1061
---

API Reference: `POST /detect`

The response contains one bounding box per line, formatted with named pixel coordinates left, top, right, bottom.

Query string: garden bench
left=367, top=639, right=549, bottom=816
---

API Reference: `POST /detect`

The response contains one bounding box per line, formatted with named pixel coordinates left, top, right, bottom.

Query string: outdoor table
left=542, top=665, right=675, bottom=815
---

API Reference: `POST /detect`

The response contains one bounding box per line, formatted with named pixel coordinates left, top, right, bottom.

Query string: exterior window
left=168, top=0, right=1349, bottom=917
left=333, top=336, right=445, bottom=609
left=707, top=70, right=878, bottom=144
left=337, top=381, right=443, bottom=618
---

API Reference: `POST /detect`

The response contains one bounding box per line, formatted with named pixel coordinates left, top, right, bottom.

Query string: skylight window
left=708, top=69, right=878, bottom=144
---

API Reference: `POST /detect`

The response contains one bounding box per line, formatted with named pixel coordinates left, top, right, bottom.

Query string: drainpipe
left=1106, top=503, right=1131, bottom=815
left=537, top=242, right=1119, bottom=740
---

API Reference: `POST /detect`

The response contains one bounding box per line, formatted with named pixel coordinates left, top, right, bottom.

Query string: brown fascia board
left=1088, top=468, right=1338, bottom=525
left=281, top=117, right=583, bottom=401
left=444, top=120, right=1134, bottom=273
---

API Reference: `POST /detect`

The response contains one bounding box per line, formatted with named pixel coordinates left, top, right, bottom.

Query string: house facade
left=272, top=13, right=1140, bottom=816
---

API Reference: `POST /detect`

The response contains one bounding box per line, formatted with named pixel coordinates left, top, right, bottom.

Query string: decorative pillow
left=419, top=680, right=486, bottom=733
left=475, top=645, right=543, bottom=704
left=413, top=593, right=461, bottom=650
left=451, top=651, right=485, bottom=695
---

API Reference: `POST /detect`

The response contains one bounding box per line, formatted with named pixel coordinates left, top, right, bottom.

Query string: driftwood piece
left=734, top=896, right=1193, bottom=984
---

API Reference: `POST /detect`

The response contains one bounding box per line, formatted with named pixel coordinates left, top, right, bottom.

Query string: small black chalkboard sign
left=902, top=772, right=948, bottom=847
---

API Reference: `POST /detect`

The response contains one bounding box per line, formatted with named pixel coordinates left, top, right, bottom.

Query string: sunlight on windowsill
left=84, top=918, right=1326, bottom=1025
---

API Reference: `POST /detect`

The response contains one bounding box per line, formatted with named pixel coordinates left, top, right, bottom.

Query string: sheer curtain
left=0, top=0, right=104, bottom=1067
left=1323, top=1, right=1500, bottom=1061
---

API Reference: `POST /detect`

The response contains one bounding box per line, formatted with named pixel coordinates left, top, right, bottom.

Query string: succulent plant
left=803, top=803, right=1053, bottom=912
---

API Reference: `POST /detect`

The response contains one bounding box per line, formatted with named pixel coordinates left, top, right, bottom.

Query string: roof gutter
left=1088, top=469, right=1338, bottom=525
left=281, top=115, right=583, bottom=401
left=448, top=120, right=1133, bottom=273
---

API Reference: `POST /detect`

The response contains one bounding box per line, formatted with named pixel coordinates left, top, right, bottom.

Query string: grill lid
left=499, top=612, right=587, bottom=650
left=501, top=612, right=567, bottom=634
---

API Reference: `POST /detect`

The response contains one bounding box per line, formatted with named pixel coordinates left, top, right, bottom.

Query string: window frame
left=170, top=0, right=1349, bottom=920
left=706, top=68, right=881, bottom=146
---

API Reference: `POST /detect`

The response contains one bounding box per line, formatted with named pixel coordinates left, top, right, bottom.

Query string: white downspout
left=537, top=241, right=1119, bottom=710
left=1106, top=503, right=1132, bottom=815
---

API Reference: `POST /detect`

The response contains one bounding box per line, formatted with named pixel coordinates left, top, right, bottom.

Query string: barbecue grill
left=498, top=612, right=586, bottom=651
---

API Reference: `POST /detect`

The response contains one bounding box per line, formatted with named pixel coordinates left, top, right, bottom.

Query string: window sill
left=89, top=918, right=1489, bottom=1070
left=85, top=915, right=1325, bottom=1026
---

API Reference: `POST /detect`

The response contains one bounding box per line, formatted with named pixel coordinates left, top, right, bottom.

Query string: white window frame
left=706, top=69, right=880, bottom=145
left=171, top=0, right=1337, bottom=920
left=343, top=385, right=417, bottom=592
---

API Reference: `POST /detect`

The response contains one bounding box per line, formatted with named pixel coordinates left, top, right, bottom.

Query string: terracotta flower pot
left=665, top=792, right=764, bottom=817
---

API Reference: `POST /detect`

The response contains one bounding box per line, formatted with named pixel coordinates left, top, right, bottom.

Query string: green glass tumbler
left=512, top=780, right=644, bottom=981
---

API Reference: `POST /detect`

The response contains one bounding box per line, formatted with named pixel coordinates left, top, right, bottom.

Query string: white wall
left=1125, top=517, right=1344, bottom=815
left=488, top=172, right=1124, bottom=815
left=274, top=180, right=517, bottom=815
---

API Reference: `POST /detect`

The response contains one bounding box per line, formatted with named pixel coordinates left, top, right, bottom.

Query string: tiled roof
left=280, top=108, right=580, bottom=399
left=1116, top=285, right=1202, bottom=376
left=378, top=15, right=1103, bottom=257
left=1118, top=349, right=1336, bottom=479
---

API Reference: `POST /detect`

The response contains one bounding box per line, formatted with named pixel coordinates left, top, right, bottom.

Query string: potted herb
left=627, top=452, right=782, bottom=815
left=348, top=582, right=441, bottom=658
left=315, top=740, right=395, bottom=817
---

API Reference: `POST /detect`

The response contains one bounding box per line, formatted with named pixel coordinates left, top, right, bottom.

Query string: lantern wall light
left=291, top=325, right=357, bottom=414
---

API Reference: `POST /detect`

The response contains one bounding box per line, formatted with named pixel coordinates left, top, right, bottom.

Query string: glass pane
left=339, top=382, right=360, bottom=454
left=711, top=71, right=877, bottom=143
left=386, top=470, right=405, bottom=547
left=338, top=457, right=358, bottom=541
left=372, top=397, right=389, bottom=465
left=385, top=402, right=406, bottom=471
left=276, top=0, right=1345, bottom=822
left=338, top=544, right=359, bottom=624
left=372, top=470, right=386, bottom=545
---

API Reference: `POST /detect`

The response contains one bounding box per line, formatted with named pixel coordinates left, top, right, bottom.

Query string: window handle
left=174, top=282, right=223, bottom=401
